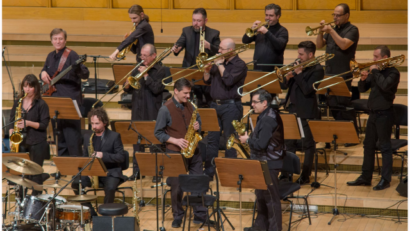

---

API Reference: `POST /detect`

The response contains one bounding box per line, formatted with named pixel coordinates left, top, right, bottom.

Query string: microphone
left=137, top=135, right=142, bottom=144
left=2, top=47, right=6, bottom=55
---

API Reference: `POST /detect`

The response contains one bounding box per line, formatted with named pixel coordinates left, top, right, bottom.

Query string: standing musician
left=109, top=4, right=154, bottom=62
left=242, top=3, right=289, bottom=72
left=347, top=46, right=400, bottom=190
left=9, top=74, right=50, bottom=195
left=172, top=8, right=221, bottom=107
left=154, top=78, right=208, bottom=228
left=282, top=41, right=324, bottom=184
left=316, top=3, right=360, bottom=142
left=203, top=38, right=248, bottom=178
left=123, top=43, right=166, bottom=180
left=40, top=28, right=89, bottom=157
left=72, top=107, right=127, bottom=216
left=238, top=89, right=284, bottom=231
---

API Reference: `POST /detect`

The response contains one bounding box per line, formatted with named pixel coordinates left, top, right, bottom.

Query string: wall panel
left=51, top=0, right=108, bottom=8
left=3, top=0, right=47, bottom=7
left=235, top=0, right=292, bottom=10
left=297, top=0, right=356, bottom=10
left=112, top=0, right=169, bottom=9
left=173, top=0, right=230, bottom=9
left=361, top=0, right=407, bottom=10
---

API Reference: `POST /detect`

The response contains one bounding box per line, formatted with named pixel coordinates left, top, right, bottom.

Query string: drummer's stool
left=93, top=203, right=138, bottom=231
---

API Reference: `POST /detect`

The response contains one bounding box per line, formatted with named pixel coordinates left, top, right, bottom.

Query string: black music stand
left=308, top=120, right=359, bottom=225
left=88, top=55, right=110, bottom=99
left=215, top=158, right=272, bottom=231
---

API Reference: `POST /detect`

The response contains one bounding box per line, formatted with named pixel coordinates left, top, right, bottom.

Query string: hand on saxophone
left=238, top=131, right=249, bottom=144
left=169, top=137, right=189, bottom=149
left=193, top=121, right=200, bottom=131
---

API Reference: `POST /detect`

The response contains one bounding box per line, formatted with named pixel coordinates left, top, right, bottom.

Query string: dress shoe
left=279, top=173, right=292, bottom=182
left=172, top=219, right=182, bottom=228
left=346, top=177, right=371, bottom=186
left=344, top=143, right=358, bottom=147
left=373, top=178, right=390, bottom=191
left=295, top=177, right=310, bottom=185
left=128, top=173, right=145, bottom=181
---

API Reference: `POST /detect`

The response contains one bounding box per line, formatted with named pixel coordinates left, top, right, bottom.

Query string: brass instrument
left=92, top=60, right=144, bottom=108
left=132, top=176, right=140, bottom=224
left=181, top=101, right=203, bottom=158
left=10, top=93, right=27, bottom=153
left=313, top=54, right=405, bottom=91
left=198, top=26, right=208, bottom=61
left=88, top=132, right=99, bottom=189
left=306, top=21, right=336, bottom=36
left=162, top=44, right=250, bottom=86
left=246, top=21, right=270, bottom=37
left=226, top=109, right=254, bottom=159
left=117, top=23, right=138, bottom=60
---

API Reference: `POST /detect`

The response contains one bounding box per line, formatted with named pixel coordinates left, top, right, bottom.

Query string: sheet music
left=72, top=100, right=82, bottom=118
left=297, top=117, right=305, bottom=138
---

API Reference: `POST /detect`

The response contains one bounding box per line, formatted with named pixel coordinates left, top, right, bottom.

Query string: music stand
left=215, top=158, right=272, bottom=231
left=112, top=64, right=135, bottom=85
left=242, top=71, right=283, bottom=94
left=316, top=76, right=352, bottom=119
left=308, top=120, right=359, bottom=225
left=197, top=108, right=220, bottom=132
left=170, top=68, right=206, bottom=85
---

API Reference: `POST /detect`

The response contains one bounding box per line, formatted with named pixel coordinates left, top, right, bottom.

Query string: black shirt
left=242, top=23, right=289, bottom=72
left=203, top=55, right=248, bottom=100
left=9, top=98, right=50, bottom=145
left=40, top=47, right=90, bottom=105
left=248, top=107, right=278, bottom=152
left=93, top=134, right=102, bottom=152
left=358, top=67, right=400, bottom=111
left=324, top=22, right=359, bottom=77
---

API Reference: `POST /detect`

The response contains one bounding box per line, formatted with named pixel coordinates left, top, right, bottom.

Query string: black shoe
left=347, top=177, right=371, bottom=186
left=325, top=143, right=331, bottom=149
left=172, top=219, right=182, bottom=228
left=128, top=173, right=145, bottom=181
left=152, top=176, right=162, bottom=183
left=193, top=216, right=215, bottom=225
left=373, top=178, right=390, bottom=191
left=295, top=177, right=310, bottom=185
left=279, top=173, right=292, bottom=182
left=344, top=143, right=358, bottom=147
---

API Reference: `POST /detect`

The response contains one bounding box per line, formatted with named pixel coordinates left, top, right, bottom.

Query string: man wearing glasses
left=202, top=38, right=248, bottom=178
left=123, top=43, right=166, bottom=180
left=316, top=3, right=360, bottom=142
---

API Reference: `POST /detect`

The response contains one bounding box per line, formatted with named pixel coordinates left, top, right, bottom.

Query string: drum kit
left=2, top=156, right=97, bottom=231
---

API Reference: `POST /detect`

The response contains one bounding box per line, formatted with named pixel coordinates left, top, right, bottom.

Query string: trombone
left=246, top=21, right=270, bottom=37
left=312, top=54, right=405, bottom=91
left=162, top=44, right=250, bottom=86
left=306, top=21, right=336, bottom=36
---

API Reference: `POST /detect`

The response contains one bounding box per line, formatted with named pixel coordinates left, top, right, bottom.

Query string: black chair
left=178, top=174, right=216, bottom=231
left=351, top=86, right=369, bottom=134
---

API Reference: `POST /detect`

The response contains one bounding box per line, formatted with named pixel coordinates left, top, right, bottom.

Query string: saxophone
left=117, top=23, right=138, bottom=60
left=132, top=177, right=140, bottom=224
left=181, top=101, right=202, bottom=158
left=226, top=109, right=254, bottom=159
left=10, top=93, right=27, bottom=153
left=88, top=132, right=99, bottom=189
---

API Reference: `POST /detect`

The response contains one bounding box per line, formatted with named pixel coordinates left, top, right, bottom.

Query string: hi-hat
left=4, top=173, right=42, bottom=191
left=67, top=195, right=97, bottom=202
left=2, top=156, right=43, bottom=175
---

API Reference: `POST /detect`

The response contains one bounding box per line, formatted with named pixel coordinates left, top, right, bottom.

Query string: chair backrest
left=393, top=104, right=407, bottom=126
left=121, top=150, right=129, bottom=171
left=281, top=151, right=300, bottom=175
left=178, top=174, right=210, bottom=194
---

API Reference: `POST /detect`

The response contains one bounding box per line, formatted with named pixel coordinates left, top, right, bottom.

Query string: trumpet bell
left=245, top=28, right=255, bottom=37
left=305, top=26, right=315, bottom=36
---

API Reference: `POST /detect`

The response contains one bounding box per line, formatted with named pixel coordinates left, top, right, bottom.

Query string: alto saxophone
left=181, top=101, right=202, bottom=158
left=10, top=93, right=27, bottom=153
left=226, top=109, right=254, bottom=159
left=132, top=177, right=140, bottom=224
left=88, top=132, right=99, bottom=189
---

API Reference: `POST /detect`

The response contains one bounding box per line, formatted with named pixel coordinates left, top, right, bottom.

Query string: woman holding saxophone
left=8, top=74, right=50, bottom=195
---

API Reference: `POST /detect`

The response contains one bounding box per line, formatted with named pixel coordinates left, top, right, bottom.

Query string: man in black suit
left=172, top=7, right=221, bottom=107
left=282, top=41, right=324, bottom=184
left=72, top=107, right=126, bottom=216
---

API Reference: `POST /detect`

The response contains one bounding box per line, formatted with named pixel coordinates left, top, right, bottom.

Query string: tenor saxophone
left=132, top=177, right=140, bottom=224
left=10, top=93, right=27, bottom=153
left=181, top=101, right=202, bottom=158
left=88, top=132, right=99, bottom=189
left=226, top=109, right=254, bottom=159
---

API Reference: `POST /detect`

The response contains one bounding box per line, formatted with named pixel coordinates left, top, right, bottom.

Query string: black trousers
left=166, top=149, right=207, bottom=221
left=132, top=144, right=145, bottom=175
left=53, top=119, right=83, bottom=157
left=205, top=101, right=243, bottom=177
left=254, top=169, right=282, bottom=231
left=328, top=95, right=359, bottom=135
left=361, top=109, right=394, bottom=182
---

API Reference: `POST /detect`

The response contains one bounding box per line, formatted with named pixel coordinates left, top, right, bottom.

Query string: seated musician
left=154, top=78, right=209, bottom=228
left=71, top=107, right=127, bottom=216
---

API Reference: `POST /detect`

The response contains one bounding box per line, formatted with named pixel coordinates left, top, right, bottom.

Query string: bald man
left=203, top=38, right=248, bottom=178
left=123, top=43, right=166, bottom=180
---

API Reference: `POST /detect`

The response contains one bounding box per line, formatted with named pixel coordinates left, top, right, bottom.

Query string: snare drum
left=56, top=205, right=91, bottom=223
left=22, top=196, right=47, bottom=221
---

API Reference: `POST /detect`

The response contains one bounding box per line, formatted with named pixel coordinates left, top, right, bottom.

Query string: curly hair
left=88, top=107, right=110, bottom=128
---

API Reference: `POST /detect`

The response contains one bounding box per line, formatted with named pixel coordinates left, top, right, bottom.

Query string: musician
left=282, top=41, right=324, bottom=184
left=347, top=46, right=400, bottom=190
left=9, top=74, right=50, bottom=195
left=40, top=28, right=89, bottom=157
left=238, top=89, right=284, bottom=231
left=242, top=3, right=288, bottom=72
left=122, top=43, right=166, bottom=180
left=154, top=78, right=208, bottom=228
left=109, top=4, right=154, bottom=62
left=72, top=107, right=126, bottom=216
left=316, top=3, right=360, bottom=142
left=203, top=38, right=248, bottom=178
left=172, top=8, right=221, bottom=107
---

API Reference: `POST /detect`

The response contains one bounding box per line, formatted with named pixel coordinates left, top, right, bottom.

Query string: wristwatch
left=216, top=63, right=222, bottom=67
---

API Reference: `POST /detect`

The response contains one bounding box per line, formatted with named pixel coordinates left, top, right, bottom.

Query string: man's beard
left=93, top=128, right=104, bottom=134
left=193, top=26, right=200, bottom=32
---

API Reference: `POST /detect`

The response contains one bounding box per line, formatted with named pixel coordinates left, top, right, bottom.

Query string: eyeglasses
left=138, top=54, right=152, bottom=59
left=218, top=47, right=229, bottom=51
left=332, top=13, right=346, bottom=18
left=251, top=100, right=261, bottom=104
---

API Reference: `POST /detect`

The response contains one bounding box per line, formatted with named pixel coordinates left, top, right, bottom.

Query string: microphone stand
left=88, top=55, right=110, bottom=99
left=2, top=47, right=18, bottom=102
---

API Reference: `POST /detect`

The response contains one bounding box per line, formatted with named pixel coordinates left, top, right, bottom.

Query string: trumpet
left=246, top=21, right=270, bottom=37
left=198, top=26, right=208, bottom=61
left=312, top=54, right=405, bottom=91
left=117, top=23, right=138, bottom=60
left=306, top=21, right=336, bottom=36
left=162, top=44, right=250, bottom=86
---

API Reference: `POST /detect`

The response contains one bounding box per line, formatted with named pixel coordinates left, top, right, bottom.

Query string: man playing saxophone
left=154, top=78, right=209, bottom=228
left=71, top=107, right=127, bottom=217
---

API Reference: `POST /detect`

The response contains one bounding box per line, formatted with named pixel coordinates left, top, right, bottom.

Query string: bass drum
left=22, top=196, right=47, bottom=221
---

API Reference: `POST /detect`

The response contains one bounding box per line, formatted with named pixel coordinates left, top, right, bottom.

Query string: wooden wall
left=2, top=0, right=407, bottom=23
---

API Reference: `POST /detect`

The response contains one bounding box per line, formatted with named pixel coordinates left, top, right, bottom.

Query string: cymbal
left=4, top=173, right=42, bottom=191
left=42, top=183, right=75, bottom=190
left=2, top=156, right=43, bottom=175
left=67, top=195, right=97, bottom=202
